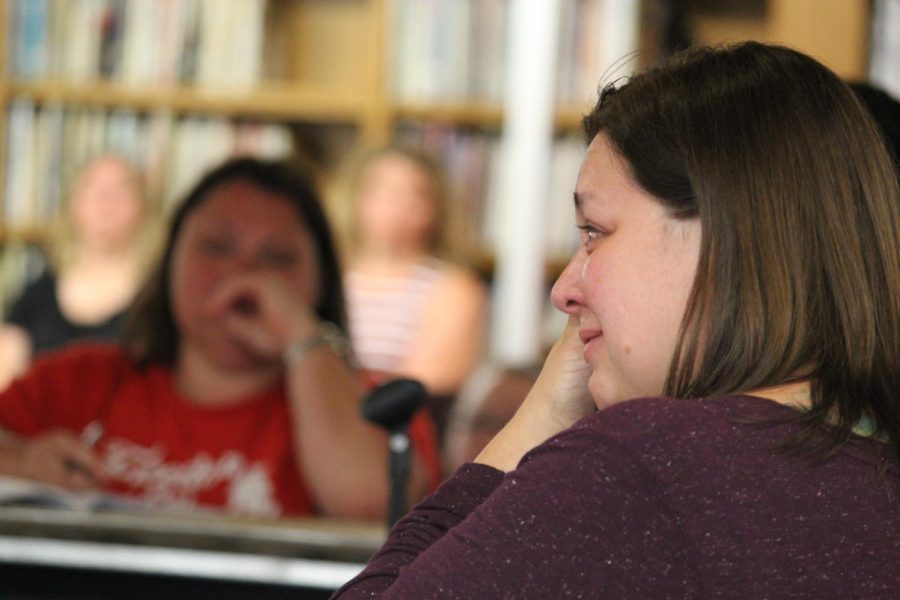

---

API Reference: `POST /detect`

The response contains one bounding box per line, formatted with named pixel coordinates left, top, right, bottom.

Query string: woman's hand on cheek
left=206, top=273, right=319, bottom=360
left=475, top=317, right=593, bottom=472
left=529, top=315, right=595, bottom=430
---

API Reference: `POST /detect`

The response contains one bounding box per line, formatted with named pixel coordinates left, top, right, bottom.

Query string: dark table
left=0, top=506, right=384, bottom=599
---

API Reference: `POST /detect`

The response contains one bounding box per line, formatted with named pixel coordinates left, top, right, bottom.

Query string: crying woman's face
left=169, top=179, right=322, bottom=369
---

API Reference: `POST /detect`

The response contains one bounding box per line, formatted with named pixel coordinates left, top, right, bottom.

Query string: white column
left=490, top=0, right=561, bottom=366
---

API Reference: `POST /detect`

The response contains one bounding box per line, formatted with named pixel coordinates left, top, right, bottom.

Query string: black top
left=6, top=271, right=125, bottom=354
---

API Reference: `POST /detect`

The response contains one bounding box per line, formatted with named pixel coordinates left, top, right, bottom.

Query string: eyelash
left=200, top=237, right=233, bottom=256
left=198, top=237, right=298, bottom=268
left=577, top=224, right=605, bottom=248
left=260, top=249, right=299, bottom=267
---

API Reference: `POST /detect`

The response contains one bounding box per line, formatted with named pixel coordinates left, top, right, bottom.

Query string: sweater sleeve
left=333, top=462, right=504, bottom=597
left=334, top=419, right=699, bottom=598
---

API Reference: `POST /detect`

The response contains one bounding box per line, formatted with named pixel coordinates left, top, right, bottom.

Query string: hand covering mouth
left=231, top=294, right=259, bottom=316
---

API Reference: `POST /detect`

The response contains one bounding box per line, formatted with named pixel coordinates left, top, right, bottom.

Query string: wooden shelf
left=6, top=80, right=369, bottom=123
left=469, top=252, right=573, bottom=283
left=392, top=101, right=505, bottom=129
left=690, top=0, right=870, bottom=79
left=0, top=227, right=48, bottom=245
left=554, top=106, right=588, bottom=133
left=392, top=101, right=588, bottom=133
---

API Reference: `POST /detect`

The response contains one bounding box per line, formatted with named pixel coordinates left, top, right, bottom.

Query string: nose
left=225, top=250, right=263, bottom=276
left=550, top=249, right=586, bottom=316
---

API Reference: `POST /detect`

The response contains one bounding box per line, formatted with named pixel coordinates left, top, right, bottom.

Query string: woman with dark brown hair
left=335, top=42, right=900, bottom=597
left=0, top=157, right=441, bottom=519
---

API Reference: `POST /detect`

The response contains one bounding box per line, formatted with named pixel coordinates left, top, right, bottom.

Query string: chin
left=588, top=378, right=615, bottom=411
left=590, top=374, right=639, bottom=412
left=209, top=346, right=277, bottom=373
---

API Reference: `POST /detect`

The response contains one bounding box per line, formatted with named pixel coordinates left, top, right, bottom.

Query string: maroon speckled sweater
left=334, top=395, right=900, bottom=598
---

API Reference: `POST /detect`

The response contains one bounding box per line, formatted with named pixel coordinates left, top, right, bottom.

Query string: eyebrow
left=193, top=215, right=232, bottom=230
left=573, top=192, right=586, bottom=216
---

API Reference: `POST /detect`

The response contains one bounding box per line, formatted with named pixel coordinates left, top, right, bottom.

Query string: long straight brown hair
left=584, top=42, right=900, bottom=463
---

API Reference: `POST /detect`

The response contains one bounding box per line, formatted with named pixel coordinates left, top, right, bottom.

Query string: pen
left=63, top=421, right=104, bottom=480
left=80, top=421, right=104, bottom=449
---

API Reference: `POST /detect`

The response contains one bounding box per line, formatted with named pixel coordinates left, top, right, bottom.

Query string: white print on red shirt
left=102, top=438, right=281, bottom=517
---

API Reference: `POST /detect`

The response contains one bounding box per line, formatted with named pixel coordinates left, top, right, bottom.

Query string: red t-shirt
left=0, top=344, right=441, bottom=517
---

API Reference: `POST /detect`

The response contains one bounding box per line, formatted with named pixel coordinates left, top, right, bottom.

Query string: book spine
left=10, top=0, right=51, bottom=79
left=870, top=0, right=900, bottom=98
left=4, top=100, right=37, bottom=228
left=32, top=103, right=64, bottom=222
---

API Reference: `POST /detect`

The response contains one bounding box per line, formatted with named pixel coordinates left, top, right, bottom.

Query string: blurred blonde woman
left=332, top=145, right=487, bottom=403
left=0, top=154, right=156, bottom=389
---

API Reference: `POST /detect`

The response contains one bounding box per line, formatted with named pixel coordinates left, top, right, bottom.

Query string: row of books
left=388, top=0, right=641, bottom=106
left=870, top=0, right=900, bottom=99
left=3, top=101, right=293, bottom=228
left=7, top=0, right=265, bottom=88
left=388, top=0, right=507, bottom=103
left=3, top=102, right=582, bottom=258
left=557, top=0, right=641, bottom=105
left=395, top=122, right=584, bottom=259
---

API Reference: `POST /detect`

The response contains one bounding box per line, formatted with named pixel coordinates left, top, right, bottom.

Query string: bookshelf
left=2, top=0, right=872, bottom=214
left=690, top=0, right=870, bottom=80
left=6, top=80, right=369, bottom=122
left=0, top=0, right=878, bottom=217
left=0, top=0, right=883, bottom=340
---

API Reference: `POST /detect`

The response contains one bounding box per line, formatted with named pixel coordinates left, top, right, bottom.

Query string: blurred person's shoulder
left=3, top=343, right=144, bottom=414
left=6, top=270, right=56, bottom=325
left=428, top=258, right=486, bottom=296
left=29, top=342, right=136, bottom=379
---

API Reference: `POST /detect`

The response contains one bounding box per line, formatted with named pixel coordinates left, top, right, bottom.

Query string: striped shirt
left=345, top=260, right=445, bottom=374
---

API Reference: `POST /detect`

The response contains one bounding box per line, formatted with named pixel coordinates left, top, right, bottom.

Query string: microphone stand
left=388, top=427, right=412, bottom=528
left=361, top=378, right=427, bottom=529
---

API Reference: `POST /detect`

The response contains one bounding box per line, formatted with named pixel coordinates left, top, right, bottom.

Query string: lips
left=579, top=328, right=602, bottom=345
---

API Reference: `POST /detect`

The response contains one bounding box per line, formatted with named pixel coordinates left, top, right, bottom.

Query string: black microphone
left=362, top=378, right=426, bottom=429
left=362, top=378, right=427, bottom=528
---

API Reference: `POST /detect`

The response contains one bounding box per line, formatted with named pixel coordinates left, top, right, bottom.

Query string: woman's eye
left=199, top=237, right=233, bottom=257
left=260, top=248, right=299, bottom=268
left=577, top=224, right=605, bottom=248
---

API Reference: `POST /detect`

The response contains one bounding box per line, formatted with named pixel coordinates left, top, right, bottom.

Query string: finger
left=36, top=457, right=73, bottom=488
left=55, top=440, right=107, bottom=485
left=205, top=276, right=262, bottom=318
left=61, top=460, right=103, bottom=491
left=233, top=277, right=319, bottom=345
left=561, top=315, right=583, bottom=344
left=222, top=312, right=279, bottom=357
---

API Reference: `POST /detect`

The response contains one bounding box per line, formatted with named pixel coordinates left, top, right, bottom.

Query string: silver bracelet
left=283, top=321, right=349, bottom=368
